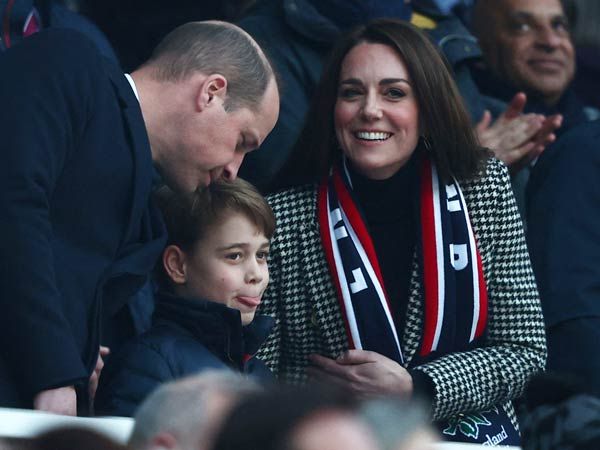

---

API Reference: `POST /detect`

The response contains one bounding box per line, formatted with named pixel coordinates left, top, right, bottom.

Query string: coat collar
left=154, top=292, right=274, bottom=367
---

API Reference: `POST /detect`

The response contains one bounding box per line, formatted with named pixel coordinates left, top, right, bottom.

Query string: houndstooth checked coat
left=258, top=158, right=547, bottom=422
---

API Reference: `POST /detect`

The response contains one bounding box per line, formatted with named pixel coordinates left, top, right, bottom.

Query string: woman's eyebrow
left=380, top=78, right=410, bottom=85
left=339, top=78, right=410, bottom=86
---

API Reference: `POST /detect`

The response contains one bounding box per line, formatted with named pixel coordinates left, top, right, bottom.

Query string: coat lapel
left=107, top=68, right=155, bottom=248
left=101, top=66, right=166, bottom=315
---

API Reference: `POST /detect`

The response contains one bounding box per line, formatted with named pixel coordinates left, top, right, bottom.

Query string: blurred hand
left=33, top=385, right=77, bottom=416
left=89, top=345, right=110, bottom=401
left=307, top=350, right=413, bottom=397
left=474, top=92, right=562, bottom=173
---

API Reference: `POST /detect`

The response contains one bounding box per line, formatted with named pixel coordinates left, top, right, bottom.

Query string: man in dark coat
left=527, top=120, right=600, bottom=395
left=0, top=21, right=279, bottom=415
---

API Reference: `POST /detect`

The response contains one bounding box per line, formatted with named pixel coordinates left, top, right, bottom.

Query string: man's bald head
left=473, top=0, right=574, bottom=106
left=142, top=21, right=275, bottom=112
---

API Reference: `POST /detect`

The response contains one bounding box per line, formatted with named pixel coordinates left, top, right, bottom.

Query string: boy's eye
left=256, top=251, right=269, bottom=261
left=225, top=252, right=242, bottom=261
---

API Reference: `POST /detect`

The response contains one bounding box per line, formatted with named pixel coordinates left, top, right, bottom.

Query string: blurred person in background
left=210, top=383, right=379, bottom=450
left=360, top=398, right=437, bottom=450
left=472, top=0, right=598, bottom=215
left=521, top=372, right=600, bottom=450
left=128, top=371, right=260, bottom=450
left=527, top=120, right=600, bottom=397
left=564, top=0, right=600, bottom=110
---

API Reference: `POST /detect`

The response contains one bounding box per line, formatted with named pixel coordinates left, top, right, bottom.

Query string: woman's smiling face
left=334, top=42, right=420, bottom=180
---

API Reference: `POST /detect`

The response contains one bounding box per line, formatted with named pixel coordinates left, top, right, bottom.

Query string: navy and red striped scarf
left=317, top=156, right=488, bottom=365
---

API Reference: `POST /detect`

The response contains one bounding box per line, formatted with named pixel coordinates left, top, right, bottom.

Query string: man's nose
left=222, top=152, right=245, bottom=181
left=535, top=25, right=563, bottom=50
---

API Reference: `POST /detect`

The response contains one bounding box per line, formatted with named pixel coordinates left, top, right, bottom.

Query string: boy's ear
left=163, top=245, right=188, bottom=285
left=196, top=73, right=228, bottom=111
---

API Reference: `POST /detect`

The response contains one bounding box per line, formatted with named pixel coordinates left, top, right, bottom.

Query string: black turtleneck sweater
left=348, top=155, right=418, bottom=336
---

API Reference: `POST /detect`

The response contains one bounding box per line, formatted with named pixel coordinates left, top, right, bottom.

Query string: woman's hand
left=307, top=350, right=413, bottom=397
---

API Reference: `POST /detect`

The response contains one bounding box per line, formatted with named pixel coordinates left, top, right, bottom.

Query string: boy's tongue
left=236, top=296, right=261, bottom=307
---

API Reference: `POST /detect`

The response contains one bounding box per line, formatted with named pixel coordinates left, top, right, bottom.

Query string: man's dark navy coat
left=0, top=29, right=166, bottom=407
left=527, top=120, right=600, bottom=394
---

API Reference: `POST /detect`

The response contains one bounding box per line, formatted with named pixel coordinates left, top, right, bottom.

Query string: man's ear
left=163, top=245, right=188, bottom=285
left=197, top=74, right=228, bottom=111
left=149, top=432, right=179, bottom=450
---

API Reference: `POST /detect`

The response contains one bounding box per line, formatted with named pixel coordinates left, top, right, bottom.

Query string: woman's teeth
left=355, top=131, right=391, bottom=141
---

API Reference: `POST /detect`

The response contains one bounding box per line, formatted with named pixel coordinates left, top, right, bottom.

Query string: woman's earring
left=421, top=135, right=432, bottom=152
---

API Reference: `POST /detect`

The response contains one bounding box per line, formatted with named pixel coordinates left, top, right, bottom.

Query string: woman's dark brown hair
left=273, top=18, right=487, bottom=190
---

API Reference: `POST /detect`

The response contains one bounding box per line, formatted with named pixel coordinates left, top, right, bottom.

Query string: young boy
left=95, top=178, right=276, bottom=417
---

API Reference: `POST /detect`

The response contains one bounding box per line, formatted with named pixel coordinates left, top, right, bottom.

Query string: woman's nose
left=361, top=93, right=383, bottom=120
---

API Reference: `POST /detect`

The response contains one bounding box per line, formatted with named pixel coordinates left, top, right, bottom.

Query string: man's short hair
left=154, top=178, right=276, bottom=289
left=144, top=21, right=274, bottom=111
left=128, top=371, right=260, bottom=450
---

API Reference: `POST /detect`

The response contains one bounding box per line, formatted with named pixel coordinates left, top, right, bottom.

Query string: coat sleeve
left=412, top=160, right=547, bottom=421
left=0, top=30, right=99, bottom=397
left=95, top=340, right=174, bottom=417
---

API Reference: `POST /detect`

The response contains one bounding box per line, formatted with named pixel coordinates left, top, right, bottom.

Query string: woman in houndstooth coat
left=257, top=19, right=546, bottom=445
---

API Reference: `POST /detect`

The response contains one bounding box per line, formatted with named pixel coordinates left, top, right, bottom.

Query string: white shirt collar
left=124, top=74, right=140, bottom=101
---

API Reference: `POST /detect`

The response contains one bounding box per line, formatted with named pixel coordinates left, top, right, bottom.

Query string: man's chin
left=181, top=178, right=209, bottom=194
left=518, top=77, right=569, bottom=105
left=157, top=170, right=199, bottom=194
left=531, top=83, right=567, bottom=105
